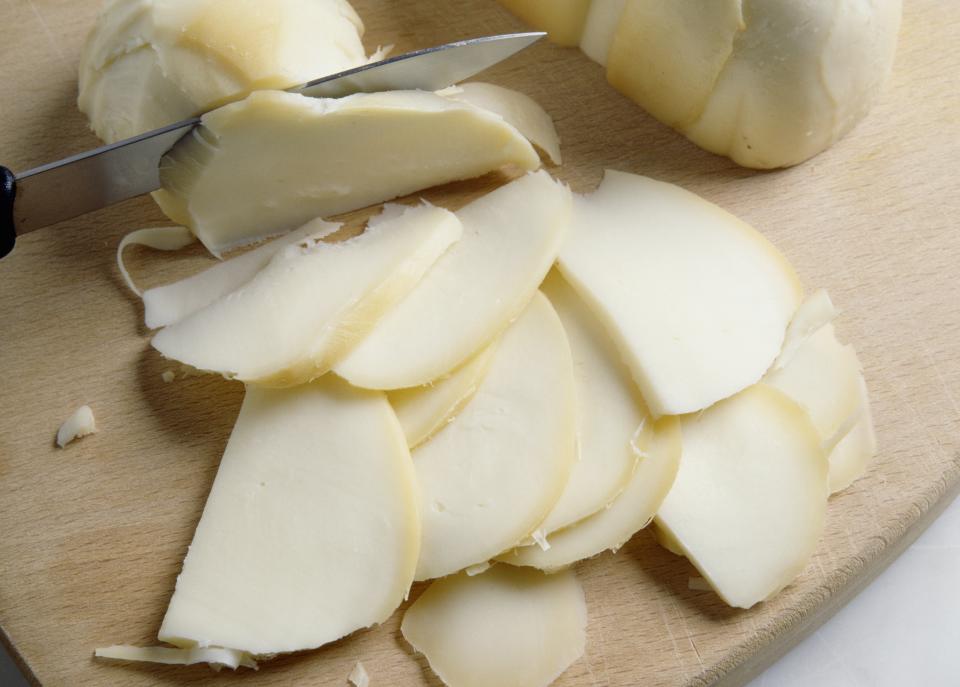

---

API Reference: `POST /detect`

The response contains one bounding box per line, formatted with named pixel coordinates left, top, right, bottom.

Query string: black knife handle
left=1, top=165, right=15, bottom=258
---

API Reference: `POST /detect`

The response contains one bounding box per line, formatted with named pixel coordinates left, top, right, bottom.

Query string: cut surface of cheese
left=655, top=385, right=828, bottom=609
left=580, top=0, right=626, bottom=66
left=94, top=645, right=256, bottom=670
left=441, top=82, right=562, bottom=164
left=56, top=405, right=97, bottom=448
left=401, top=565, right=587, bottom=687
left=501, top=416, right=680, bottom=571
left=158, top=376, right=419, bottom=655
left=773, top=288, right=838, bottom=370
left=336, top=171, right=570, bottom=390
left=78, top=0, right=369, bottom=143
left=828, top=375, right=877, bottom=494
left=151, top=204, right=461, bottom=386
left=559, top=170, right=801, bottom=417
left=496, top=0, right=592, bottom=46
left=389, top=341, right=498, bottom=449
left=154, top=89, right=540, bottom=255
left=413, top=293, right=576, bottom=581
left=536, top=270, right=647, bottom=534
left=142, top=221, right=340, bottom=329
left=765, top=323, right=864, bottom=450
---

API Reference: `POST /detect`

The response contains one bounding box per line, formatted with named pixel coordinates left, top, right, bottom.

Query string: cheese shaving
left=531, top=529, right=551, bottom=551
left=465, top=561, right=492, bottom=577
left=348, top=661, right=370, bottom=687
left=94, top=644, right=257, bottom=670
left=116, top=226, right=196, bottom=296
left=56, top=405, right=97, bottom=448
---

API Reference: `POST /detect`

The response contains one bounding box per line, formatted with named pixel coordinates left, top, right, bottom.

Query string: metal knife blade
left=1, top=31, right=544, bottom=256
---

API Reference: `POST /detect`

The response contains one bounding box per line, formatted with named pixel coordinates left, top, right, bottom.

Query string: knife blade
left=0, top=31, right=544, bottom=258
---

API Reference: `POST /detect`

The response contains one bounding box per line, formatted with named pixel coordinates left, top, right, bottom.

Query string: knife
left=0, top=31, right=544, bottom=259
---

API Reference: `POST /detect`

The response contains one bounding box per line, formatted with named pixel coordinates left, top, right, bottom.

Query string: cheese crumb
left=531, top=529, right=551, bottom=551
left=161, top=370, right=176, bottom=383
left=348, top=660, right=370, bottom=687
left=56, top=405, right=97, bottom=448
left=465, top=561, right=492, bottom=576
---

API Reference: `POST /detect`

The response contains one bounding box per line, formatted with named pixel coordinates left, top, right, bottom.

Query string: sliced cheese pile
left=154, top=89, right=547, bottom=255
left=151, top=204, right=461, bottom=386
left=401, top=565, right=587, bottom=687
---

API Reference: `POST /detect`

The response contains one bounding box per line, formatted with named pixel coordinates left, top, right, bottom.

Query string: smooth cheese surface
left=78, top=0, right=369, bottom=143
left=154, top=89, right=540, bottom=255
left=413, top=293, right=577, bottom=581
left=827, top=374, right=878, bottom=494
left=559, top=170, right=801, bottom=417
left=401, top=565, right=587, bottom=687
left=502, top=416, right=680, bottom=571
left=656, top=385, right=828, bottom=609
left=158, top=376, right=419, bottom=655
left=389, top=341, right=498, bottom=449
left=151, top=204, right=461, bottom=386
left=336, top=171, right=570, bottom=390
left=535, top=270, right=647, bottom=534
left=496, top=0, right=592, bottom=46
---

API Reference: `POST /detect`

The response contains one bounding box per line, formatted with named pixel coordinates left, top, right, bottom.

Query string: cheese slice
left=773, top=288, right=839, bottom=370
left=142, top=221, right=340, bottom=329
left=440, top=82, right=562, bottom=164
left=154, top=89, right=540, bottom=255
left=94, top=645, right=256, bottom=670
left=157, top=376, right=419, bottom=655
left=827, top=375, right=878, bottom=494
left=151, top=204, right=461, bottom=386
left=765, top=323, right=864, bottom=450
left=389, top=341, right=498, bottom=449
left=336, top=171, right=570, bottom=390
left=535, top=270, right=648, bottom=534
left=559, top=170, right=801, bottom=416
left=501, top=416, right=680, bottom=571
left=401, top=565, right=587, bottom=687
left=655, top=385, right=828, bottom=609
left=413, top=293, right=577, bottom=581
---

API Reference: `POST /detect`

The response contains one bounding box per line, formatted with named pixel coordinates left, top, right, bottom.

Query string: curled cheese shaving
left=116, top=226, right=196, bottom=297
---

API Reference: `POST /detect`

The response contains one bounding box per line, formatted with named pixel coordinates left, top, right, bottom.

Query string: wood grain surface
left=1, top=1, right=958, bottom=686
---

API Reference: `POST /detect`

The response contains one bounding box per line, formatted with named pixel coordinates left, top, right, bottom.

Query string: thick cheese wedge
left=154, top=89, right=540, bottom=255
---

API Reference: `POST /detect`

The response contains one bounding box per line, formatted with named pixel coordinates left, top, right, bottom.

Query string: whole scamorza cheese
left=78, top=0, right=371, bottom=143
left=605, top=0, right=902, bottom=168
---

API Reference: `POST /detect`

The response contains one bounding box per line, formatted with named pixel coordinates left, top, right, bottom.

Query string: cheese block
left=559, top=170, right=801, bottom=417
left=157, top=376, right=419, bottom=656
left=151, top=204, right=461, bottom=386
left=496, top=0, right=592, bottom=46
left=401, top=565, right=587, bottom=687
left=501, top=416, right=680, bottom=571
left=655, top=385, right=828, bottom=609
left=154, top=89, right=540, bottom=255
left=336, top=171, right=570, bottom=390
left=579, top=0, right=626, bottom=66
left=78, top=0, right=370, bottom=143
left=389, top=342, right=498, bottom=449
left=535, top=270, right=648, bottom=534
left=413, top=293, right=577, bottom=581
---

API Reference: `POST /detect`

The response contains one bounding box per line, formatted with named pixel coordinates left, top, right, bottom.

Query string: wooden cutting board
left=1, top=1, right=958, bottom=685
